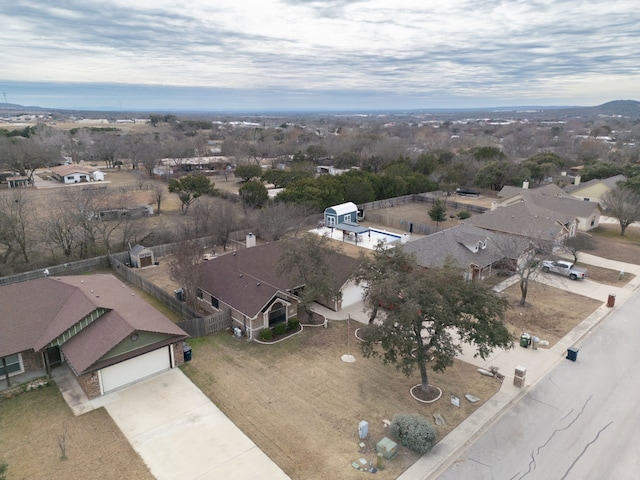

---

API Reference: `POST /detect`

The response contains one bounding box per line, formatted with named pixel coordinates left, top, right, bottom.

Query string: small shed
left=129, top=244, right=155, bottom=268
left=324, top=202, right=358, bottom=227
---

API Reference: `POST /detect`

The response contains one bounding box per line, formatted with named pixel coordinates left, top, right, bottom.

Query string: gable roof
left=198, top=241, right=358, bottom=318
left=0, top=274, right=187, bottom=373
left=402, top=224, right=523, bottom=269
left=564, top=174, right=626, bottom=194
left=129, top=244, right=150, bottom=256
left=462, top=202, right=571, bottom=241
left=50, top=164, right=101, bottom=176
left=497, top=183, right=599, bottom=219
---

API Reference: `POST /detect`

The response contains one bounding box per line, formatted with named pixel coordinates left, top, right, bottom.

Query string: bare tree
left=0, top=190, right=32, bottom=264
left=169, top=239, right=204, bottom=308
left=493, top=235, right=551, bottom=306
left=210, top=200, right=242, bottom=251
left=153, top=183, right=165, bottom=214
left=602, top=186, right=640, bottom=236
left=164, top=136, right=195, bottom=176
left=91, top=133, right=123, bottom=169
left=256, top=202, right=310, bottom=241
left=43, top=201, right=80, bottom=259
left=562, top=233, right=595, bottom=262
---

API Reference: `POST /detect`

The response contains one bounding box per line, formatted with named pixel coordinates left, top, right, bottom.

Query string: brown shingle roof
left=198, top=241, right=358, bottom=318
left=0, top=275, right=187, bottom=371
left=0, top=278, right=83, bottom=356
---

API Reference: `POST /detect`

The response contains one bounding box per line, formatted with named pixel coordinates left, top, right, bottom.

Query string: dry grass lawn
left=0, top=384, right=152, bottom=480
left=500, top=282, right=602, bottom=345
left=182, top=322, right=503, bottom=480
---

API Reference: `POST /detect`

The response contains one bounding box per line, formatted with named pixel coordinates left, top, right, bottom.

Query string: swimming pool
left=368, top=228, right=402, bottom=244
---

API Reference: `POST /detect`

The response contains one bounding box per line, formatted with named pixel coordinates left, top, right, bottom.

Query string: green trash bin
left=520, top=333, right=531, bottom=348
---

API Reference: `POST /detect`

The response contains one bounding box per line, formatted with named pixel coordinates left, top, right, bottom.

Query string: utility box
left=514, top=365, right=526, bottom=388
left=376, top=437, right=398, bottom=459
left=358, top=420, right=369, bottom=440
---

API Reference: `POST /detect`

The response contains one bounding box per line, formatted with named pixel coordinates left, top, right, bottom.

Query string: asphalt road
left=437, top=289, right=640, bottom=480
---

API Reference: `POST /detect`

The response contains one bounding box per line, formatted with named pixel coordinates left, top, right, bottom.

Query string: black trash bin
left=566, top=347, right=579, bottom=362
left=183, top=343, right=192, bottom=362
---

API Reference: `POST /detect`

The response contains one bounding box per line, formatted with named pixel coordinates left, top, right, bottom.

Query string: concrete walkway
left=399, top=254, right=640, bottom=480
left=53, top=367, right=289, bottom=480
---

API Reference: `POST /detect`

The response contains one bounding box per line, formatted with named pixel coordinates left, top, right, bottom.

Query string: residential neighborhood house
left=462, top=201, right=575, bottom=246
left=197, top=241, right=360, bottom=339
left=564, top=174, right=627, bottom=204
left=50, top=164, right=105, bottom=184
left=0, top=274, right=188, bottom=398
left=402, top=224, right=528, bottom=280
left=496, top=183, right=601, bottom=232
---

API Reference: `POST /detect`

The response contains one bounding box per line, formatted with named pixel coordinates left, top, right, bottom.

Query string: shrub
left=390, top=413, right=437, bottom=454
left=456, top=210, right=471, bottom=220
left=287, top=318, right=300, bottom=331
left=273, top=322, right=287, bottom=336
left=259, top=328, right=273, bottom=341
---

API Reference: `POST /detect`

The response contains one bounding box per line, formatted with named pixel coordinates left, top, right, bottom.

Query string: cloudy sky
left=1, top=0, right=638, bottom=111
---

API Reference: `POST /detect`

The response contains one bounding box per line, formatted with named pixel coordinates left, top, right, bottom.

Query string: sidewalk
left=399, top=254, right=640, bottom=480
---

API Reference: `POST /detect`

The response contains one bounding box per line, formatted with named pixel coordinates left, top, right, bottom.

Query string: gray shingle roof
left=564, top=174, right=626, bottom=193
left=462, top=202, right=569, bottom=241
left=402, top=224, right=521, bottom=269
left=497, top=183, right=599, bottom=220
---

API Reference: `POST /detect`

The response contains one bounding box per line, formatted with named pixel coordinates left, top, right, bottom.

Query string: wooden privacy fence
left=178, top=311, right=232, bottom=338
left=0, top=256, right=111, bottom=286
left=362, top=212, right=442, bottom=236
left=357, top=192, right=489, bottom=235
left=109, top=255, right=199, bottom=320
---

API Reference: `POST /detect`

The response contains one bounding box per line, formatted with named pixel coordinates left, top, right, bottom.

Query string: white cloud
left=1, top=0, right=638, bottom=109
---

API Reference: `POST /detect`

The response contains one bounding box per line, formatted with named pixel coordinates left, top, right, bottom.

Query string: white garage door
left=341, top=283, right=365, bottom=308
left=101, top=347, right=171, bottom=394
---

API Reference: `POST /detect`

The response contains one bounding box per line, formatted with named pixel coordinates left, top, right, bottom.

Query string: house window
left=211, top=296, right=219, bottom=309
left=0, top=354, right=23, bottom=377
left=197, top=289, right=203, bottom=300
left=269, top=302, right=287, bottom=327
left=326, top=216, right=336, bottom=227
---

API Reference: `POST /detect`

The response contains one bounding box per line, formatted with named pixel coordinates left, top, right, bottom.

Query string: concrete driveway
left=100, top=368, right=289, bottom=480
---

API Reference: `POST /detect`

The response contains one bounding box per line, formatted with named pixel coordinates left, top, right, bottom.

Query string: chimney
left=574, top=175, right=581, bottom=186
left=522, top=180, right=529, bottom=189
left=246, top=233, right=256, bottom=248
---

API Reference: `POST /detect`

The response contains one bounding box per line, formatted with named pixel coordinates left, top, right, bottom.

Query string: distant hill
left=591, top=100, right=640, bottom=117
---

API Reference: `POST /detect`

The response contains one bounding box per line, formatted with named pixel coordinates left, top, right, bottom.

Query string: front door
left=46, top=346, right=62, bottom=369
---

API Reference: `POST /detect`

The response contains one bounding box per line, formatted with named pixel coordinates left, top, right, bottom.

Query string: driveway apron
left=101, top=368, right=290, bottom=480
